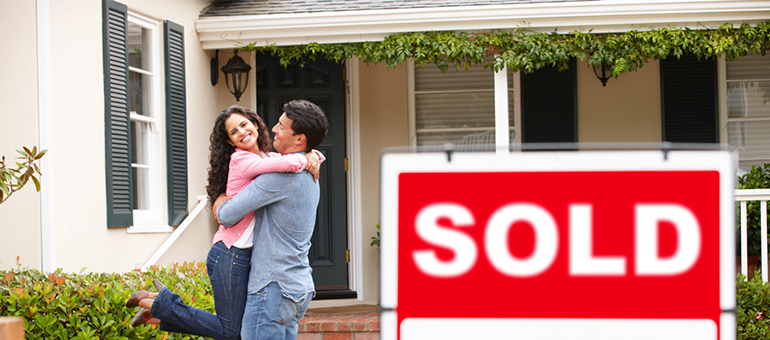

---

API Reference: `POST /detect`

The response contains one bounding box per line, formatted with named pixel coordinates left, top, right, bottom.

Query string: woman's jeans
left=150, top=241, right=251, bottom=340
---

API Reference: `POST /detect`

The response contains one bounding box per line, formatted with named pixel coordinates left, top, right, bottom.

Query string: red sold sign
left=380, top=151, right=735, bottom=340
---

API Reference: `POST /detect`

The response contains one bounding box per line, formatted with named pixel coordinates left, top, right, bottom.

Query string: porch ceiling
left=199, top=0, right=592, bottom=16
left=195, top=0, right=770, bottom=49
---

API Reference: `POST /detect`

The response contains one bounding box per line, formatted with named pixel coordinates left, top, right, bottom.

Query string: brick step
left=298, top=305, right=379, bottom=340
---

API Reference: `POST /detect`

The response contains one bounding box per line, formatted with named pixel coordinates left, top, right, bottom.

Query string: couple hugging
left=125, top=99, right=328, bottom=340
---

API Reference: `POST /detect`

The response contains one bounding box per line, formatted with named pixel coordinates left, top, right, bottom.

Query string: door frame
left=249, top=53, right=365, bottom=301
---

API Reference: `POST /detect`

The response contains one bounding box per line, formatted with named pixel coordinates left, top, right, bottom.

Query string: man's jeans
left=151, top=241, right=251, bottom=340
left=240, top=282, right=313, bottom=340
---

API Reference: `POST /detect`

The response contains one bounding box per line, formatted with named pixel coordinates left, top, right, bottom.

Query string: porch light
left=592, top=61, right=611, bottom=87
left=221, top=50, right=252, bottom=101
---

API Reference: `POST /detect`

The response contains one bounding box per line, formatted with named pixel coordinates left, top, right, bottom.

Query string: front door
left=254, top=54, right=349, bottom=291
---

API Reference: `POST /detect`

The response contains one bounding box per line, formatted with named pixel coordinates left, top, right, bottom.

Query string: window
left=103, top=0, right=187, bottom=230
left=127, top=12, right=163, bottom=228
left=409, top=58, right=578, bottom=150
left=722, top=53, right=770, bottom=173
left=409, top=60, right=517, bottom=150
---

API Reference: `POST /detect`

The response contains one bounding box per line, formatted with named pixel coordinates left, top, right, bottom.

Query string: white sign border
left=380, top=150, right=735, bottom=340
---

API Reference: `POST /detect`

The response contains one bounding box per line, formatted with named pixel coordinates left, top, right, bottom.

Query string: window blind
left=414, top=63, right=514, bottom=149
left=726, top=53, right=770, bottom=172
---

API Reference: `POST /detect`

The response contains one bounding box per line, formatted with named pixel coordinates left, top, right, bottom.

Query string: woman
left=125, top=105, right=322, bottom=340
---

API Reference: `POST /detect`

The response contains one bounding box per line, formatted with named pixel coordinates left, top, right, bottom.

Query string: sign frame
left=380, top=149, right=736, bottom=340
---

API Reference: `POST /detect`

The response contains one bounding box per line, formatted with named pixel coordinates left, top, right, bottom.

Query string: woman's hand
left=304, top=152, right=321, bottom=182
left=212, top=193, right=231, bottom=224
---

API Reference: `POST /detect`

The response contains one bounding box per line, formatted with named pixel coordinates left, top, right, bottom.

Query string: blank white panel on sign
left=401, top=318, right=717, bottom=340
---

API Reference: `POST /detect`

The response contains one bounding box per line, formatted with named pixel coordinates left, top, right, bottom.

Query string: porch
left=736, top=188, right=770, bottom=281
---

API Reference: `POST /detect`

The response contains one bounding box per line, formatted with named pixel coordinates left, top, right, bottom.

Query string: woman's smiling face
left=225, top=113, right=260, bottom=152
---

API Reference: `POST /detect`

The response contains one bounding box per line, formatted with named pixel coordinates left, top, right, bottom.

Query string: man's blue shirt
left=218, top=166, right=319, bottom=295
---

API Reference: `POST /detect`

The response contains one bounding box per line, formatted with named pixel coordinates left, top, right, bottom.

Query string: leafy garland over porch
left=242, top=21, right=770, bottom=77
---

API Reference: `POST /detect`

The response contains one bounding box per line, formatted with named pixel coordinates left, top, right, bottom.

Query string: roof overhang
left=195, top=0, right=770, bottom=50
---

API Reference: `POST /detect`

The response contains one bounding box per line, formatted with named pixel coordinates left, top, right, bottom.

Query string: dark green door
left=254, top=54, right=349, bottom=291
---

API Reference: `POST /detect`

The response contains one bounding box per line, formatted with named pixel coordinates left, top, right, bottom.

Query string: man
left=214, top=99, right=328, bottom=340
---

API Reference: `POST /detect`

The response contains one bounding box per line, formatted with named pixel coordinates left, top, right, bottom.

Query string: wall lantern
left=221, top=50, right=252, bottom=101
left=592, top=61, right=612, bottom=87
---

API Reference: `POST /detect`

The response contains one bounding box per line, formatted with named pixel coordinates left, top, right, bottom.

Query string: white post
left=493, top=57, right=509, bottom=155
left=37, top=0, right=55, bottom=272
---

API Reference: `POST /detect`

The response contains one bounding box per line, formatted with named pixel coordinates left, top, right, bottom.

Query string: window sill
left=126, top=224, right=174, bottom=234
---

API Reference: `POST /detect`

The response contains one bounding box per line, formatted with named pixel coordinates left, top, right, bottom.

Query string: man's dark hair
left=283, top=99, right=329, bottom=151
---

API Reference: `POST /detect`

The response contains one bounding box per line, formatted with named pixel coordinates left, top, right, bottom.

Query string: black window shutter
left=521, top=59, right=578, bottom=145
left=165, top=20, right=188, bottom=226
left=661, top=54, right=718, bottom=143
left=103, top=0, right=133, bottom=227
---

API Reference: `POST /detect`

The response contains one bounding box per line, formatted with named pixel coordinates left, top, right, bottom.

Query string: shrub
left=737, top=164, right=770, bottom=255
left=0, top=146, right=47, bottom=205
left=738, top=273, right=770, bottom=339
left=5, top=257, right=770, bottom=339
left=0, top=258, right=214, bottom=340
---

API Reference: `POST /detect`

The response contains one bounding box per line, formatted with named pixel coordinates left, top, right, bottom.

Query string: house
left=1, top=0, right=769, bottom=311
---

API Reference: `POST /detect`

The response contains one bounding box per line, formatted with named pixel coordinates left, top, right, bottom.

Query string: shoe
left=130, top=308, right=152, bottom=327
left=125, top=290, right=150, bottom=308
left=153, top=279, right=165, bottom=291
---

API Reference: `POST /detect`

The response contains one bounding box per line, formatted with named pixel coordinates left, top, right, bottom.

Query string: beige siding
left=577, top=60, right=662, bottom=143
left=23, top=0, right=220, bottom=273
left=0, top=0, right=42, bottom=270
left=351, top=60, right=409, bottom=305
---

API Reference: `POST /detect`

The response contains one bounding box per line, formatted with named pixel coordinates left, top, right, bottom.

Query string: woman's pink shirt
left=212, top=149, right=310, bottom=248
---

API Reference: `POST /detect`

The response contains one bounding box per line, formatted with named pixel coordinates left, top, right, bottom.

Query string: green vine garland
left=242, top=22, right=770, bottom=76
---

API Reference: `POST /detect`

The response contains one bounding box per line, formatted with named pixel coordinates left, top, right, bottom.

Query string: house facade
left=1, top=0, right=217, bottom=277
left=1, top=0, right=769, bottom=309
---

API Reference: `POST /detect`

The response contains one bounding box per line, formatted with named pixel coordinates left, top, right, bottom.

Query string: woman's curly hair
left=206, top=105, right=271, bottom=208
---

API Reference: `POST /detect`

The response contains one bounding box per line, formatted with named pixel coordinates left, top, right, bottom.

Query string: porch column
left=38, top=0, right=56, bottom=272
left=493, top=58, right=509, bottom=155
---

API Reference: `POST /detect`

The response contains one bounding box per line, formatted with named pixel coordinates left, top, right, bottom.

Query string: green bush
left=6, top=257, right=770, bottom=339
left=0, top=258, right=214, bottom=340
left=737, top=164, right=770, bottom=255
left=738, top=273, right=770, bottom=339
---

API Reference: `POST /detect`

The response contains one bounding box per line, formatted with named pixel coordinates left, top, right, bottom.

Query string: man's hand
left=304, top=152, right=321, bottom=182
left=212, top=193, right=231, bottom=224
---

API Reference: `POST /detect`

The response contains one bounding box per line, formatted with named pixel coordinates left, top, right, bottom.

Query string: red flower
left=757, top=311, right=763, bottom=320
